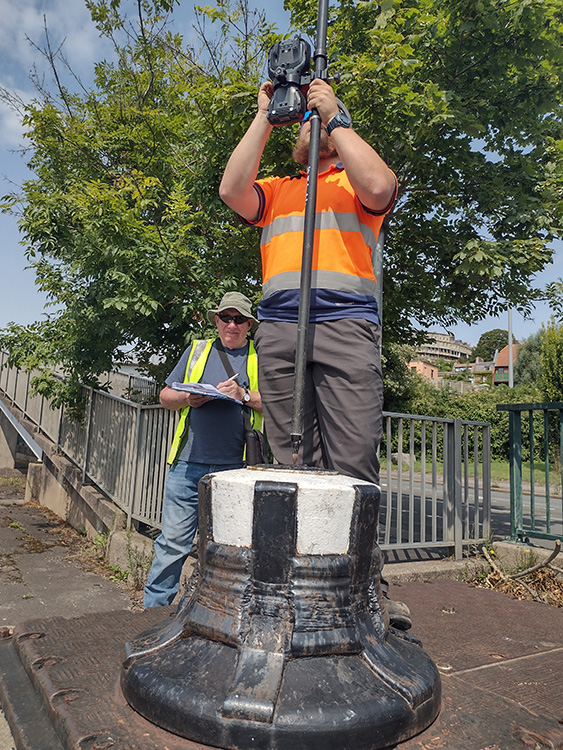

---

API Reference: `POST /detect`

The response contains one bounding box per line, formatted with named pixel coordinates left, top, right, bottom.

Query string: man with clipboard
left=143, top=292, right=262, bottom=608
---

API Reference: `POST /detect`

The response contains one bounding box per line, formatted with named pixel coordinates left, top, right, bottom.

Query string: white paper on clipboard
left=171, top=381, right=242, bottom=404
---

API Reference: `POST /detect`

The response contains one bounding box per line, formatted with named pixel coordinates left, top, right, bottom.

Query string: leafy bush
left=386, top=377, right=543, bottom=462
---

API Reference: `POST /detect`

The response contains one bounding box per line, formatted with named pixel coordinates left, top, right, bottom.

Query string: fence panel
left=38, top=401, right=63, bottom=444
left=380, top=412, right=491, bottom=559
left=130, top=406, right=179, bottom=528
left=23, top=371, right=45, bottom=426
left=59, top=410, right=88, bottom=467
left=102, top=371, right=158, bottom=402
left=85, top=390, right=139, bottom=511
left=0, top=352, right=5, bottom=391
left=1, top=354, right=492, bottom=558
left=2, top=361, right=17, bottom=400
left=15, top=370, right=27, bottom=410
left=497, top=401, right=563, bottom=543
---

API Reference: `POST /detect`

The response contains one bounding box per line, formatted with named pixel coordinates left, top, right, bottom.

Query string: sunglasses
left=218, top=312, right=250, bottom=325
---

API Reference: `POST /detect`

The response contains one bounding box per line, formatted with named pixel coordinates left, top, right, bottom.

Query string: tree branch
left=510, top=540, right=561, bottom=580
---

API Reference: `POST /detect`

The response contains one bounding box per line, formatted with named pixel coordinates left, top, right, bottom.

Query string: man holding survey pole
left=220, top=80, right=413, bottom=630
left=219, top=77, right=397, bottom=486
left=143, top=291, right=262, bottom=608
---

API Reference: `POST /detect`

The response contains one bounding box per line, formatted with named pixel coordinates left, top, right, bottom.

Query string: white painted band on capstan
left=210, top=468, right=373, bottom=555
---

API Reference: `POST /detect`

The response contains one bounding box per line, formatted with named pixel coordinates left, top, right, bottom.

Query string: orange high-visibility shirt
left=248, top=164, right=396, bottom=300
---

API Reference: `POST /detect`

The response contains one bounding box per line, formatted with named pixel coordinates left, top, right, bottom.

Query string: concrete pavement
left=0, top=480, right=134, bottom=629
left=0, top=471, right=136, bottom=750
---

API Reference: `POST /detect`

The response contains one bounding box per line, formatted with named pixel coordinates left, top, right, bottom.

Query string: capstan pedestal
left=121, top=466, right=441, bottom=750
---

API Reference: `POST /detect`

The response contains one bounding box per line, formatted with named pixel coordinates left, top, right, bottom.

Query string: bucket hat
left=207, top=292, right=259, bottom=333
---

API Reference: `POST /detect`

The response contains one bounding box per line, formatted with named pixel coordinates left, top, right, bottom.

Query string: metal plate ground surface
left=392, top=579, right=563, bottom=750
left=0, top=579, right=561, bottom=750
left=0, top=608, right=217, bottom=750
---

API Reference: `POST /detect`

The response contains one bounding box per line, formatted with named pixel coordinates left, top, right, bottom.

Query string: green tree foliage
left=1, top=0, right=563, bottom=406
left=0, top=0, right=281, bottom=402
left=545, top=277, right=563, bottom=322
left=434, top=357, right=454, bottom=372
left=403, top=377, right=541, bottom=461
left=540, top=319, right=563, bottom=401
left=286, top=0, right=563, bottom=333
left=472, top=329, right=511, bottom=362
left=381, top=342, right=420, bottom=413
left=513, top=330, right=544, bottom=387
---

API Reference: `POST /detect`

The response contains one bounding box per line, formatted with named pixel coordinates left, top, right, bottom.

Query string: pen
left=226, top=373, right=239, bottom=382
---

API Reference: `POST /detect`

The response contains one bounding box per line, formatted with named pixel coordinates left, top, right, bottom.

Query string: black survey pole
left=290, top=0, right=329, bottom=464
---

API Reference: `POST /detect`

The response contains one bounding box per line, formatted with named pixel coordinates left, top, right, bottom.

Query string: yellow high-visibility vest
left=167, top=338, right=262, bottom=464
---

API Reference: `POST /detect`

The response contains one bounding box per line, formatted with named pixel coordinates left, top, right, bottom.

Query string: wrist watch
left=243, top=388, right=251, bottom=403
left=326, top=111, right=351, bottom=136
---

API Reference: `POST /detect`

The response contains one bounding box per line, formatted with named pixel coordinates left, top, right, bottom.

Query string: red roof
left=495, top=344, right=520, bottom=368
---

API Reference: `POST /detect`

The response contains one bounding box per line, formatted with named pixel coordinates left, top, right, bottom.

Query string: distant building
left=416, top=332, right=473, bottom=363
left=408, top=360, right=439, bottom=383
left=471, top=356, right=495, bottom=386
left=493, top=344, right=520, bottom=385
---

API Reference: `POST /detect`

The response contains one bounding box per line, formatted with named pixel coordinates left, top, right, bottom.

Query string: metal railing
left=0, top=353, right=491, bottom=558
left=100, top=370, right=158, bottom=402
left=497, top=401, right=563, bottom=544
left=380, top=413, right=491, bottom=560
left=0, top=352, right=175, bottom=528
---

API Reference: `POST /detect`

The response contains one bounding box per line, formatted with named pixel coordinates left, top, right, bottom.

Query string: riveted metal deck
left=1, top=580, right=562, bottom=750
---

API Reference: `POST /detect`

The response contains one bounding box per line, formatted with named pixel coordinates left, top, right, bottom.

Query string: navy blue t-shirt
left=166, top=339, right=250, bottom=464
left=257, top=288, right=380, bottom=325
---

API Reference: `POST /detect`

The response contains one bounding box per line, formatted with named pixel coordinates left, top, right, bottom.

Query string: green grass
left=490, top=459, right=562, bottom=488
left=380, top=456, right=562, bottom=489
left=0, top=475, right=27, bottom=490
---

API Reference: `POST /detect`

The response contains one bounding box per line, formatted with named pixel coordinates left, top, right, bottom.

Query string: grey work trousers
left=254, top=318, right=383, bottom=484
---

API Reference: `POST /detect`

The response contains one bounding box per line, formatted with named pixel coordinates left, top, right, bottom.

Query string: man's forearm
left=305, top=78, right=397, bottom=212
left=160, top=385, right=190, bottom=411
left=219, top=110, right=273, bottom=221
left=246, top=390, right=262, bottom=413
left=330, top=127, right=397, bottom=212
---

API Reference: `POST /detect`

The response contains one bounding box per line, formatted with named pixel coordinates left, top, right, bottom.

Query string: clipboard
left=171, top=381, right=242, bottom=404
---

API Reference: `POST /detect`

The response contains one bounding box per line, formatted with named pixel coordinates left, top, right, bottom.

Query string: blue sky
left=0, top=0, right=561, bottom=349
left=0, top=0, right=288, bottom=332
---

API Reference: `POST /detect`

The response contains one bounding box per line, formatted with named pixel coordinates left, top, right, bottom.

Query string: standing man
left=144, top=292, right=262, bottom=608
left=219, top=78, right=397, bottom=485
left=220, top=81, right=412, bottom=631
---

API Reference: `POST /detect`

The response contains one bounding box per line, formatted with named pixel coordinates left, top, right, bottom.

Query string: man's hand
left=216, top=378, right=244, bottom=402
left=160, top=385, right=211, bottom=411
left=258, top=81, right=274, bottom=116
left=186, top=393, right=211, bottom=408
left=216, top=380, right=263, bottom=412
left=306, top=79, right=339, bottom=126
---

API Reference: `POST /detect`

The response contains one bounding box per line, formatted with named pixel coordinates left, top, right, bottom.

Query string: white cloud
left=0, top=0, right=114, bottom=92
left=0, top=98, right=26, bottom=150
left=0, top=0, right=117, bottom=150
left=0, top=85, right=35, bottom=150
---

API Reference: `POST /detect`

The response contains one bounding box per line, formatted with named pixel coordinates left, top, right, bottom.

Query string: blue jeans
left=143, top=461, right=242, bottom=608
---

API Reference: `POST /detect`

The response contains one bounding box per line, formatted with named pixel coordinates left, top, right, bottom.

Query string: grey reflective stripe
left=261, top=211, right=377, bottom=251
left=186, top=339, right=209, bottom=380
left=263, top=270, right=377, bottom=299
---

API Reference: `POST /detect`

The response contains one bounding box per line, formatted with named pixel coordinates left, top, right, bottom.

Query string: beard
left=292, top=127, right=338, bottom=166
